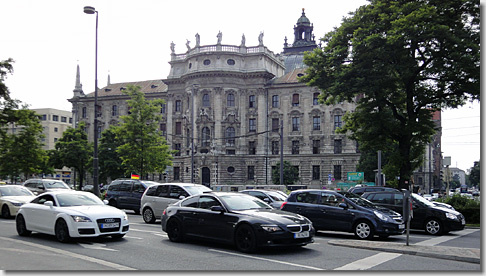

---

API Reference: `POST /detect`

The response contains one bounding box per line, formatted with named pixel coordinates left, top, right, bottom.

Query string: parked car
left=23, top=179, right=71, bottom=195
left=280, top=189, right=404, bottom=240
left=140, top=183, right=211, bottom=223
left=16, top=190, right=129, bottom=242
left=161, top=192, right=314, bottom=253
left=0, top=185, right=35, bottom=218
left=105, top=179, right=158, bottom=214
left=361, top=191, right=465, bottom=235
left=347, top=186, right=399, bottom=196
left=239, top=189, right=288, bottom=208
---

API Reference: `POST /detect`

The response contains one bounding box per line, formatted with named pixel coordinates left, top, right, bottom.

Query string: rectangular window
left=292, top=117, right=300, bottom=131
left=226, top=149, right=235, bottom=155
left=53, top=115, right=59, bottom=121
left=249, top=118, right=256, bottom=132
left=161, top=103, right=166, bottom=114
left=334, top=115, right=342, bottom=130
left=292, top=140, right=300, bottom=154
left=175, top=122, right=182, bottom=135
left=41, top=114, right=47, bottom=121
left=82, top=107, right=87, bottom=118
left=174, top=167, right=180, bottom=181
left=313, top=140, right=320, bottom=154
left=249, top=95, right=256, bottom=108
left=334, top=165, right=342, bottom=180
left=54, top=127, right=58, bottom=132
left=112, top=105, right=118, bottom=116
left=160, top=123, right=167, bottom=136
left=227, top=94, right=235, bottom=107
left=203, top=94, right=210, bottom=107
left=272, top=95, right=279, bottom=108
left=312, top=166, right=320, bottom=180
left=334, top=139, right=342, bottom=154
left=271, top=141, right=279, bottom=155
left=313, top=93, right=319, bottom=105
left=175, top=100, right=182, bottom=112
left=174, top=144, right=181, bottom=156
left=313, top=116, right=321, bottom=130
left=95, top=105, right=102, bottom=118
left=248, top=141, right=256, bottom=155
left=292, top=94, right=299, bottom=106
left=248, top=166, right=255, bottom=180
left=272, top=118, right=279, bottom=132
left=61, top=116, right=67, bottom=123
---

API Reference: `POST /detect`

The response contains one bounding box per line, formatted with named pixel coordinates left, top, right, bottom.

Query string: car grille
left=287, top=224, right=311, bottom=233
left=391, top=215, right=403, bottom=224
left=96, top=218, right=121, bottom=233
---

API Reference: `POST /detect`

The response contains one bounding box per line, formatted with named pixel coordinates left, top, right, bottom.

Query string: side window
left=295, top=192, right=320, bottom=204
left=109, top=181, right=121, bottom=191
left=169, top=186, right=189, bottom=199
left=393, top=193, right=404, bottom=205
left=321, top=192, right=340, bottom=206
left=249, top=191, right=266, bottom=201
left=132, top=183, right=144, bottom=193
left=35, top=195, right=56, bottom=206
left=181, top=196, right=199, bottom=208
left=156, top=185, right=169, bottom=197
left=119, top=182, right=132, bottom=192
left=371, top=193, right=393, bottom=204
left=198, top=196, right=221, bottom=209
left=145, top=186, right=158, bottom=196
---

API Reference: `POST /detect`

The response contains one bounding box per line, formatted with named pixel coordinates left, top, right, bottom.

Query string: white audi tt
left=16, top=190, right=129, bottom=242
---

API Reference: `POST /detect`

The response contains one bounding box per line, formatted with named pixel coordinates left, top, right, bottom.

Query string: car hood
left=2, top=196, right=34, bottom=203
left=374, top=206, right=401, bottom=217
left=61, top=205, right=126, bottom=217
left=233, top=208, right=310, bottom=224
left=430, top=205, right=462, bottom=216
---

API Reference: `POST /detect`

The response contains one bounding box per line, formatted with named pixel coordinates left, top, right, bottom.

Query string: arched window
left=225, top=127, right=235, bottom=146
left=227, top=93, right=235, bottom=107
left=203, top=94, right=210, bottom=107
left=202, top=127, right=211, bottom=147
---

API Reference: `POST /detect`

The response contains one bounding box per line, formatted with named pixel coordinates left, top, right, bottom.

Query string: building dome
left=297, top=9, right=311, bottom=25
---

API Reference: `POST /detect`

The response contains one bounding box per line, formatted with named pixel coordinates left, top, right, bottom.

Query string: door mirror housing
left=210, top=206, right=225, bottom=213
left=338, top=202, right=348, bottom=209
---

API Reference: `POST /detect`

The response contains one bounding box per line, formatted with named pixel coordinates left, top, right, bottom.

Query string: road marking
left=0, top=237, right=135, bottom=270
left=415, top=228, right=479, bottom=246
left=208, top=249, right=324, bottom=270
left=334, top=252, right=401, bottom=270
left=78, top=242, right=118, bottom=251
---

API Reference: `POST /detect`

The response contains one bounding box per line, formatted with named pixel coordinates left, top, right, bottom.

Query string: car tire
left=1, top=204, right=11, bottom=218
left=354, top=220, right=374, bottom=240
left=143, top=208, right=156, bottom=224
left=16, top=214, right=31, bottom=236
left=55, top=219, right=71, bottom=243
left=166, top=219, right=184, bottom=242
left=425, top=218, right=443, bottom=235
left=235, top=224, right=257, bottom=253
left=111, top=234, right=125, bottom=240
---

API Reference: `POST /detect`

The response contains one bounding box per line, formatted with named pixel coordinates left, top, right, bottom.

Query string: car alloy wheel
left=16, top=215, right=31, bottom=236
left=235, top=224, right=257, bottom=253
left=55, top=219, right=71, bottom=243
left=354, top=221, right=374, bottom=240
left=425, top=218, right=443, bottom=235
left=167, top=219, right=184, bottom=242
left=143, top=208, right=156, bottom=224
left=1, top=204, right=11, bottom=218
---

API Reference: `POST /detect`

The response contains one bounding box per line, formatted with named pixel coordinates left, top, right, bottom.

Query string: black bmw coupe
left=161, top=192, right=314, bottom=253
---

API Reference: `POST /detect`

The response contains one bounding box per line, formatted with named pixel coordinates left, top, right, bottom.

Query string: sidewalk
left=328, top=240, right=480, bottom=264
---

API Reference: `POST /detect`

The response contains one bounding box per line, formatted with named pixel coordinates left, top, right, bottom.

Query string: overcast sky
left=1, top=0, right=481, bottom=172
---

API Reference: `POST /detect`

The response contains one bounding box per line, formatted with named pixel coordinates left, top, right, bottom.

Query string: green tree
left=0, top=58, right=21, bottom=127
left=301, top=0, right=480, bottom=189
left=271, top=161, right=300, bottom=186
left=52, top=121, right=91, bottom=190
left=468, top=160, right=480, bottom=187
left=98, top=125, right=126, bottom=184
left=115, top=85, right=173, bottom=178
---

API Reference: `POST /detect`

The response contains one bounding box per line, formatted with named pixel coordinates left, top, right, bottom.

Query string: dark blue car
left=280, top=189, right=405, bottom=240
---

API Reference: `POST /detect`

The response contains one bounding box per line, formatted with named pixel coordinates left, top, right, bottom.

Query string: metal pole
left=280, top=122, right=283, bottom=186
left=377, top=150, right=382, bottom=186
left=191, top=87, right=195, bottom=183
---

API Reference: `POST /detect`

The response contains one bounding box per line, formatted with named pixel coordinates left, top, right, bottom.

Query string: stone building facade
left=69, top=10, right=361, bottom=188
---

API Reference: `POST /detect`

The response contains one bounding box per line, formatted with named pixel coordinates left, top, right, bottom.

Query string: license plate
left=398, top=224, right=405, bottom=229
left=294, top=231, right=309, bottom=238
left=101, top=223, right=119, bottom=229
left=461, top=218, right=466, bottom=225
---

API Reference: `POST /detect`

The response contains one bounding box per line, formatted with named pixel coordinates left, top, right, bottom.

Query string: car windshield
left=184, top=185, right=212, bottom=194
left=0, top=186, right=34, bottom=196
left=220, top=194, right=272, bottom=211
left=45, top=181, right=69, bottom=189
left=56, top=193, right=103, bottom=207
left=266, top=191, right=287, bottom=201
left=412, top=193, right=435, bottom=207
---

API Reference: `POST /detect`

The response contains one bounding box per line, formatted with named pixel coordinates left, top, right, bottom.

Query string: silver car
left=23, top=179, right=71, bottom=195
left=239, top=189, right=288, bottom=209
left=140, top=183, right=211, bottom=223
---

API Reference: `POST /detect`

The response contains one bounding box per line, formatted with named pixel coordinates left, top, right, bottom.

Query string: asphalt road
left=0, top=211, right=480, bottom=272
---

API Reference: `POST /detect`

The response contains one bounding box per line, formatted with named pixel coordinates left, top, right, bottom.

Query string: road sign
left=347, top=172, right=364, bottom=181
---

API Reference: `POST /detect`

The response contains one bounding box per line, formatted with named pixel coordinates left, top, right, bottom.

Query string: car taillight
left=280, top=202, right=287, bottom=209
left=162, top=209, right=166, bottom=215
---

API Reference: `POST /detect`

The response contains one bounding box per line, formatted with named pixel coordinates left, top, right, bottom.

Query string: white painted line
left=334, top=252, right=402, bottom=270
left=208, top=249, right=324, bottom=270
left=0, top=237, right=135, bottom=270
left=415, top=228, right=479, bottom=246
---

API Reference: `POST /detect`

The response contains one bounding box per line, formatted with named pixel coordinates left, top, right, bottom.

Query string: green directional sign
left=347, top=172, right=364, bottom=181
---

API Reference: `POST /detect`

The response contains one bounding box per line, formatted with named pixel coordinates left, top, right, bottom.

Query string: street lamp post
left=84, top=6, right=100, bottom=197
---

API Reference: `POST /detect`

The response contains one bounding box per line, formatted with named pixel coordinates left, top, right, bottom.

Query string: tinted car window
left=32, top=194, right=56, bottom=206
left=133, top=182, right=145, bottom=193
left=321, top=192, right=342, bottom=206
left=145, top=186, right=158, bottom=196
left=249, top=191, right=266, bottom=200
left=295, top=191, right=320, bottom=204
left=118, top=182, right=132, bottom=192
left=156, top=185, right=169, bottom=197
left=198, top=196, right=221, bottom=209
left=181, top=196, right=199, bottom=207
left=370, top=193, right=393, bottom=204
left=169, top=186, right=189, bottom=199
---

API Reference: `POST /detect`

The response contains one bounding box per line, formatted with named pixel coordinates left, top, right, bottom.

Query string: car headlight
left=445, top=212, right=458, bottom=220
left=71, top=215, right=92, bottom=222
left=11, top=202, right=23, bottom=207
left=261, top=225, right=282, bottom=232
left=374, top=211, right=393, bottom=222
left=123, top=213, right=128, bottom=221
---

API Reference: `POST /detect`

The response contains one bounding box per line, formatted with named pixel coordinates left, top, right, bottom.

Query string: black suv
left=347, top=186, right=399, bottom=196
left=105, top=179, right=158, bottom=214
left=281, top=189, right=404, bottom=240
left=361, top=191, right=466, bottom=235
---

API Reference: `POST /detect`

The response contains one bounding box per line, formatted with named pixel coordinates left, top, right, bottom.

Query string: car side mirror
left=338, top=202, right=348, bottom=209
left=38, top=186, right=45, bottom=190
left=179, top=195, right=186, bottom=200
left=263, top=198, right=270, bottom=202
left=44, top=201, right=54, bottom=207
left=103, top=199, right=109, bottom=205
left=210, top=206, right=224, bottom=213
